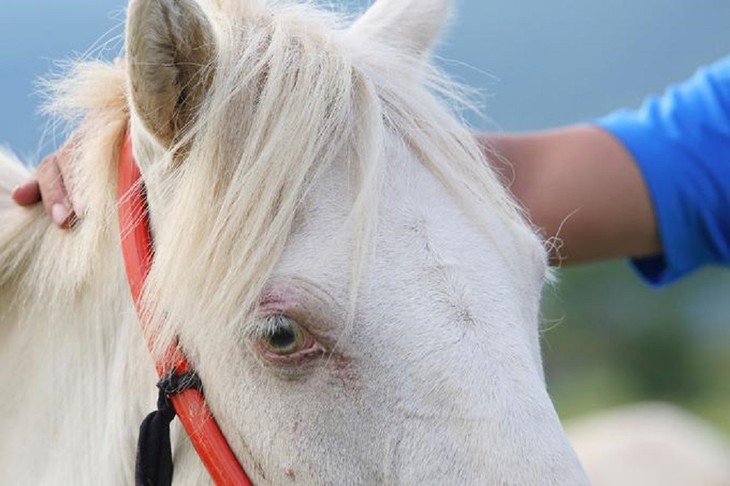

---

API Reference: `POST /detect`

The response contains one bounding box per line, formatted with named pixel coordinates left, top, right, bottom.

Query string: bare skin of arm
left=479, top=124, right=660, bottom=263
left=13, top=124, right=660, bottom=264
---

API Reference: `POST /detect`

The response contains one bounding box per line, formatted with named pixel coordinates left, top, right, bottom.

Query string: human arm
left=11, top=125, right=661, bottom=265
left=478, top=125, right=660, bottom=264
left=14, top=57, right=730, bottom=285
left=485, top=55, right=730, bottom=283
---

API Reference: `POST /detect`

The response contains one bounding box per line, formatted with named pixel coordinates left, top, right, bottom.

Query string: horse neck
left=0, top=123, right=161, bottom=483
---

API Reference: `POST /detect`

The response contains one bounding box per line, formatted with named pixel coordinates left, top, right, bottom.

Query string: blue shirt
left=597, top=56, right=730, bottom=286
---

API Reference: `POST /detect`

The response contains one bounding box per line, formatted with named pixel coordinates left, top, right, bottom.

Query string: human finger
left=36, top=153, right=76, bottom=228
left=11, top=179, right=42, bottom=206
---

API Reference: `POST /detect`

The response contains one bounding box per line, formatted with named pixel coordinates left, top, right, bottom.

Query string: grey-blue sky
left=1, top=0, right=729, bottom=158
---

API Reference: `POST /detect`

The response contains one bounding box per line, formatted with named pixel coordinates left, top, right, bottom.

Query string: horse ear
left=126, top=0, right=216, bottom=148
left=350, top=0, right=452, bottom=58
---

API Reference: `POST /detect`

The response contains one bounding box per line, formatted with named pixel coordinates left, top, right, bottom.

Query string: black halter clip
left=135, top=370, right=203, bottom=486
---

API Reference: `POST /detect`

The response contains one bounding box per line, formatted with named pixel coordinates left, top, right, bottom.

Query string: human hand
left=11, top=148, right=76, bottom=229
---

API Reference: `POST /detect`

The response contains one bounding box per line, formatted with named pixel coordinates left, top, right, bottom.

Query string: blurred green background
left=1, top=0, right=729, bottom=431
left=543, top=264, right=730, bottom=433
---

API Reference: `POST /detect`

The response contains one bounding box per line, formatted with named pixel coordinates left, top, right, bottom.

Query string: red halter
left=118, top=133, right=253, bottom=485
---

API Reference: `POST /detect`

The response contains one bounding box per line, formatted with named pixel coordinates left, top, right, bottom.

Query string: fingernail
left=52, top=203, right=70, bottom=226
left=10, top=184, right=25, bottom=202
left=12, top=180, right=29, bottom=193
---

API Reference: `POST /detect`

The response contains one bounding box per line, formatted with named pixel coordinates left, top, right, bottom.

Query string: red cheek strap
left=118, top=132, right=253, bottom=485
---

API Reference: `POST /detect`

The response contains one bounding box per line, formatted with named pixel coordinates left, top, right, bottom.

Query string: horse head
left=0, top=0, right=588, bottom=483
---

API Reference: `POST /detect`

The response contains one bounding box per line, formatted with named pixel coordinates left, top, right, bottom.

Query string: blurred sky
left=2, top=0, right=730, bottom=159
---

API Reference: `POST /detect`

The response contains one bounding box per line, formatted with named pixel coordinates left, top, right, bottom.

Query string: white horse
left=0, top=0, right=588, bottom=483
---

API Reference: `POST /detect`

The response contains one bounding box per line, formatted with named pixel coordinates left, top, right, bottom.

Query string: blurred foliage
left=542, top=261, right=730, bottom=434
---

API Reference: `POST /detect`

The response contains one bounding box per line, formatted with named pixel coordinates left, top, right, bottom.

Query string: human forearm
left=479, top=125, right=660, bottom=264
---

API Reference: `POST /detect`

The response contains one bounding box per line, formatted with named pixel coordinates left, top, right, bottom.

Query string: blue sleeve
left=596, top=56, right=730, bottom=286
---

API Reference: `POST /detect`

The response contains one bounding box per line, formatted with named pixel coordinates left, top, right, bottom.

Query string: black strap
left=135, top=371, right=202, bottom=486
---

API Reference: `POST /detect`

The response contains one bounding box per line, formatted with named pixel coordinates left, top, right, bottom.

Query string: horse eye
left=259, top=315, right=310, bottom=356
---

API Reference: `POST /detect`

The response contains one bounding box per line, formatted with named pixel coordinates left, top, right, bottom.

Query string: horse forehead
left=274, top=146, right=538, bottom=316
left=371, top=191, right=533, bottom=326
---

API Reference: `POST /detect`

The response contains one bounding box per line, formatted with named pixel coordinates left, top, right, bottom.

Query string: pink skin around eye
left=254, top=336, right=325, bottom=364
left=258, top=285, right=298, bottom=313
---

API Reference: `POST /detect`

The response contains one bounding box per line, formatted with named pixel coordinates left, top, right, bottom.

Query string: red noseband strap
left=118, top=133, right=252, bottom=485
